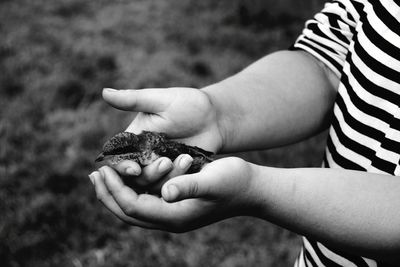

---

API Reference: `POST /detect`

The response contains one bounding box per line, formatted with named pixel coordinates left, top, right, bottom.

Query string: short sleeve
left=290, top=1, right=357, bottom=78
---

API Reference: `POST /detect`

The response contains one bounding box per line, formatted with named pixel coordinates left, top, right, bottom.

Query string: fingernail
left=167, top=184, right=179, bottom=200
left=179, top=155, right=193, bottom=169
left=98, top=167, right=106, bottom=178
left=126, top=167, right=140, bottom=176
left=158, top=159, right=172, bottom=173
left=88, top=171, right=96, bottom=185
left=104, top=88, right=118, bottom=92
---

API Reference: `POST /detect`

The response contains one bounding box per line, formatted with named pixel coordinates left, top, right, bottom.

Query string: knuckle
left=225, top=156, right=245, bottom=166
left=142, top=165, right=158, bottom=177
left=188, top=181, right=199, bottom=196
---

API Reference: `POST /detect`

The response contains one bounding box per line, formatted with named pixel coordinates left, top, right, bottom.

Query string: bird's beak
left=95, top=153, right=105, bottom=162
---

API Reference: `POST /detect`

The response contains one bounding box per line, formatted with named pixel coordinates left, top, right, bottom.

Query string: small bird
left=95, top=131, right=214, bottom=173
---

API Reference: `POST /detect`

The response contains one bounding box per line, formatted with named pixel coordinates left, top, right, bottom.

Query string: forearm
left=202, top=50, right=338, bottom=153
left=251, top=165, right=400, bottom=261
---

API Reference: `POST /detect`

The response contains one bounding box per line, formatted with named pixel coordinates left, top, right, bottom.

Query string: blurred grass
left=0, top=0, right=326, bottom=266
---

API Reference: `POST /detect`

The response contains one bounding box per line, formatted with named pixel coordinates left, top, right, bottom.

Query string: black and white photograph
left=1, top=0, right=399, bottom=266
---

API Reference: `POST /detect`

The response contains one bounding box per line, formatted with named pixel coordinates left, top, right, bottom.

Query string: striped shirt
left=290, top=0, right=400, bottom=266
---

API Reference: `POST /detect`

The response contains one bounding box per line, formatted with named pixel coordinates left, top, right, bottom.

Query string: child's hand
left=101, top=87, right=224, bottom=189
left=89, top=157, right=259, bottom=232
left=110, top=154, right=195, bottom=195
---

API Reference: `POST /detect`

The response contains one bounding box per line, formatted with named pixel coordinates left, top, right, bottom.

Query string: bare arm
left=100, top=49, right=339, bottom=179
left=251, top=166, right=400, bottom=263
left=93, top=50, right=400, bottom=264
left=202, top=50, right=339, bottom=153
left=92, top=158, right=400, bottom=263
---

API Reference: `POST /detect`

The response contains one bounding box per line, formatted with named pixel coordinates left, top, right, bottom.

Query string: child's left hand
left=89, top=157, right=259, bottom=232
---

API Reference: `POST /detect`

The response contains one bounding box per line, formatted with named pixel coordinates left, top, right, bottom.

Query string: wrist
left=241, top=162, right=266, bottom=216
left=201, top=83, right=232, bottom=153
left=246, top=165, right=294, bottom=221
left=223, top=158, right=265, bottom=217
left=245, top=163, right=271, bottom=217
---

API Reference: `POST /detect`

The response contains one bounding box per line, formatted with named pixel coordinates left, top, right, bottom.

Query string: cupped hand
left=102, top=87, right=222, bottom=151
left=89, top=157, right=259, bottom=232
left=101, top=87, right=224, bottom=190
left=110, top=154, right=195, bottom=195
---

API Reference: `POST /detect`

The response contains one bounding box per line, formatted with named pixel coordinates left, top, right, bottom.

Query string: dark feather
left=96, top=131, right=214, bottom=173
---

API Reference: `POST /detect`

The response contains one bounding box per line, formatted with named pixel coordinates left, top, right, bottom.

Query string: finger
left=101, top=166, right=187, bottom=223
left=102, top=88, right=172, bottom=113
left=92, top=170, right=162, bottom=229
left=146, top=154, right=193, bottom=193
left=133, top=157, right=173, bottom=187
left=102, top=166, right=213, bottom=232
left=168, top=154, right=193, bottom=178
left=161, top=173, right=207, bottom=202
left=108, top=160, right=141, bottom=177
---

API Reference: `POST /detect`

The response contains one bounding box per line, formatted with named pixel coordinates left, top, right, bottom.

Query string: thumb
left=102, top=88, right=172, bottom=113
left=161, top=174, right=205, bottom=202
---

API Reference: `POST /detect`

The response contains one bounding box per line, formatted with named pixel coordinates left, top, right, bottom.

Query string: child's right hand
left=101, top=87, right=224, bottom=192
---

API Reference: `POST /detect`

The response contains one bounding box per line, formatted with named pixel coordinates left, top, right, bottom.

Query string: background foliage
left=1, top=0, right=326, bottom=266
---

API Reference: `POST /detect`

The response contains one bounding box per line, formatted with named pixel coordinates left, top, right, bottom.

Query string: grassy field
left=0, top=0, right=326, bottom=266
